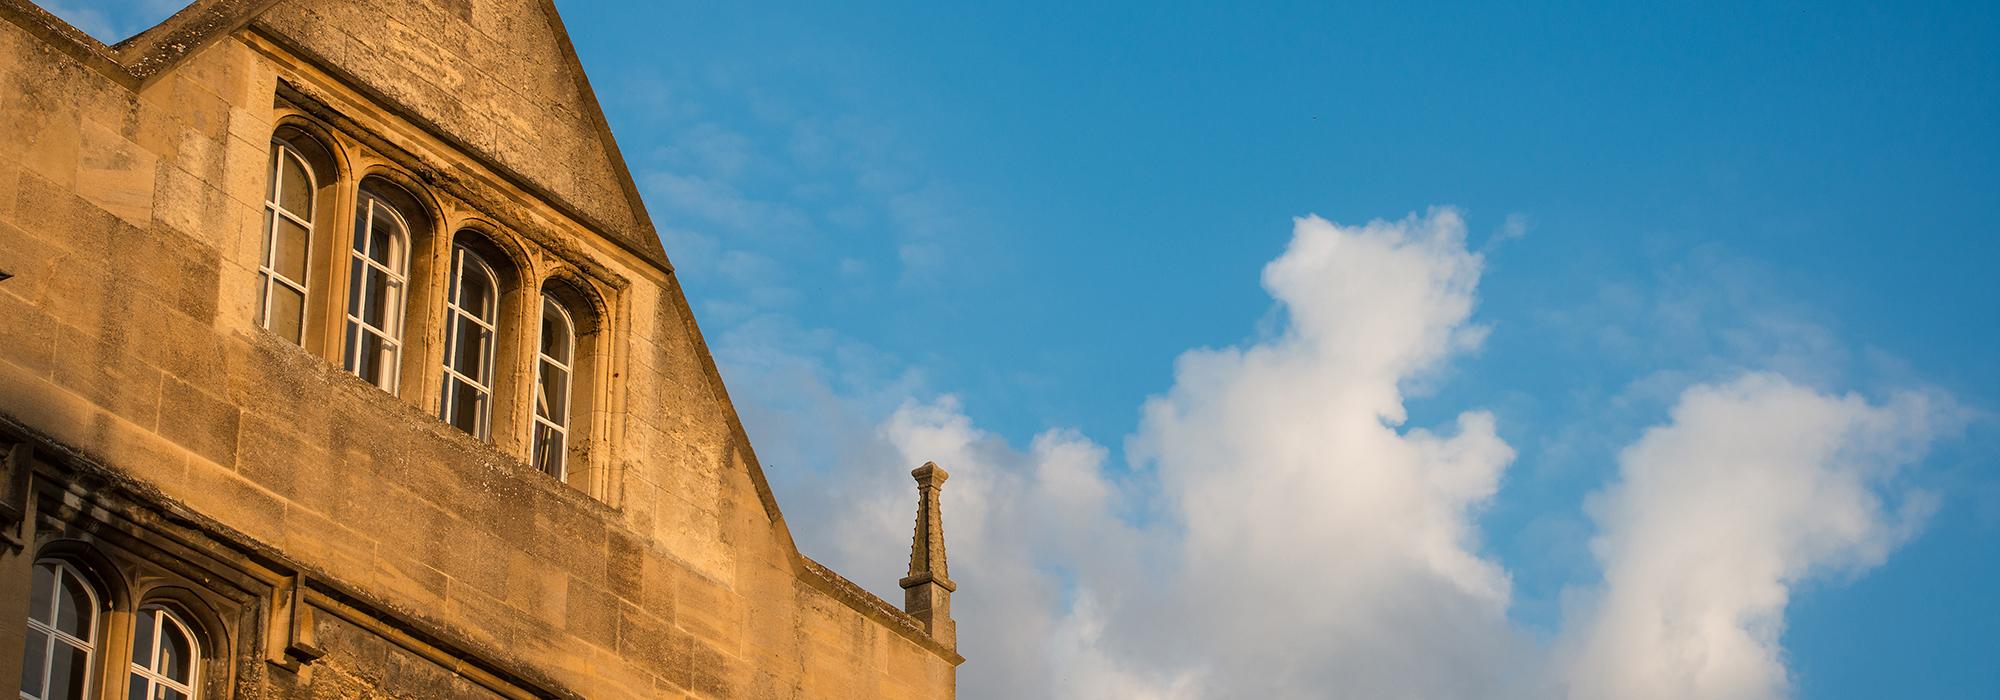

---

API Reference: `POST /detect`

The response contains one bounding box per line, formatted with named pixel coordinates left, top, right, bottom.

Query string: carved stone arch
left=262, top=116, right=346, bottom=352
left=439, top=225, right=535, bottom=449
left=532, top=268, right=615, bottom=502
left=450, top=221, right=533, bottom=295
left=35, top=538, right=132, bottom=614
left=268, top=113, right=350, bottom=183
left=540, top=268, right=609, bottom=336
left=335, top=168, right=442, bottom=398
left=353, top=166, right=446, bottom=291
left=131, top=584, right=230, bottom=658
left=129, top=585, right=233, bottom=700
left=355, top=165, right=447, bottom=235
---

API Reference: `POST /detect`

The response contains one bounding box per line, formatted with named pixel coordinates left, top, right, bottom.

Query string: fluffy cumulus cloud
left=1558, top=375, right=1946, bottom=700
left=777, top=393, right=1163, bottom=699
left=1112, top=210, right=1533, bottom=697
left=734, top=208, right=1952, bottom=700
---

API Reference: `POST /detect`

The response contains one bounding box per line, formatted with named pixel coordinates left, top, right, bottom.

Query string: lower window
left=127, top=606, right=199, bottom=700
left=20, top=561, right=97, bottom=700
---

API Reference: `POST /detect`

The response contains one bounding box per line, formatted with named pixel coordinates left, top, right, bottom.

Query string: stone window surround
left=530, top=294, right=577, bottom=480
left=438, top=243, right=503, bottom=441
left=341, top=189, right=415, bottom=393
left=125, top=604, right=202, bottom=700
left=256, top=139, right=318, bottom=345
left=15, top=544, right=235, bottom=700
left=20, top=559, right=98, bottom=700
left=0, top=442, right=578, bottom=700
left=263, top=103, right=618, bottom=505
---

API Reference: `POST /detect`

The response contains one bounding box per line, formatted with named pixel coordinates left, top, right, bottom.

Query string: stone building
left=0, top=0, right=962, bottom=697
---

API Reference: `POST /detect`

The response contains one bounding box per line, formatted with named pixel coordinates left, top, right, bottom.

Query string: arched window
left=530, top=294, right=575, bottom=478
left=440, top=244, right=499, bottom=440
left=127, top=606, right=199, bottom=700
left=344, top=189, right=412, bottom=391
left=257, top=139, right=317, bottom=343
left=20, top=561, right=99, bottom=700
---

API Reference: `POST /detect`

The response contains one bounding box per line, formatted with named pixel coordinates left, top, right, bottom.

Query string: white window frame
left=258, top=141, right=315, bottom=343
left=530, top=295, right=576, bottom=479
left=439, top=246, right=499, bottom=440
left=21, top=561, right=98, bottom=700
left=127, top=606, right=200, bottom=700
left=343, top=192, right=412, bottom=392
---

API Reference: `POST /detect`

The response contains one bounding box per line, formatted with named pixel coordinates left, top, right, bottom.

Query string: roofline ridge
left=1, top=0, right=286, bottom=87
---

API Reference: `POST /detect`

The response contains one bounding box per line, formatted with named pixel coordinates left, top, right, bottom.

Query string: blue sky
left=551, top=4, right=1996, bottom=697
left=58, top=1, right=2000, bottom=697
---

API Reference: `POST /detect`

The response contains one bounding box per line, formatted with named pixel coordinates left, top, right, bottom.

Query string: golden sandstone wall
left=0, top=1, right=960, bottom=698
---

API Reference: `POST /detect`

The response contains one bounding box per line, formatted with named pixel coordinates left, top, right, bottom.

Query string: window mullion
left=443, top=366, right=491, bottom=394
left=540, top=354, right=572, bottom=373
left=442, top=311, right=462, bottom=417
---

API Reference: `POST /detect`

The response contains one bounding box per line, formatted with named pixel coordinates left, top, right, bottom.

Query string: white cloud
left=775, top=394, right=1164, bottom=699
left=726, top=208, right=1954, bottom=700
left=1557, top=374, right=1947, bottom=700
left=1486, top=212, right=1531, bottom=249
left=764, top=210, right=1538, bottom=698
left=1107, top=209, right=1536, bottom=698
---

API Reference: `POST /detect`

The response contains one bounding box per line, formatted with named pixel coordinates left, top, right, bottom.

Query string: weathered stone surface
left=253, top=0, right=667, bottom=267
left=0, top=1, right=960, bottom=698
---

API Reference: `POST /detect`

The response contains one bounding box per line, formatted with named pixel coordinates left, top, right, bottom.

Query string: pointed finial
left=900, top=461, right=956, bottom=646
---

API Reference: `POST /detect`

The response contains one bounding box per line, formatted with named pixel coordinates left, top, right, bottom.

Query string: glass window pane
left=360, top=268, right=393, bottom=327
left=54, top=570, right=90, bottom=637
left=48, top=642, right=86, bottom=700
left=126, top=674, right=147, bottom=700
left=539, top=363, right=569, bottom=423
left=379, top=279, right=405, bottom=338
left=162, top=688, right=187, bottom=700
left=532, top=426, right=564, bottom=477
left=29, top=562, right=53, bottom=624
left=21, top=628, right=47, bottom=697
left=279, top=151, right=312, bottom=215
left=368, top=214, right=396, bottom=265
left=539, top=302, right=556, bottom=354
left=533, top=375, right=545, bottom=417
left=160, top=620, right=191, bottom=682
left=452, top=323, right=490, bottom=381
left=346, top=257, right=366, bottom=319
left=131, top=609, right=155, bottom=667
left=275, top=216, right=309, bottom=282
left=456, top=256, right=494, bottom=320
left=353, top=329, right=388, bottom=388
left=351, top=206, right=369, bottom=252
left=448, top=379, right=486, bottom=436
left=540, top=300, right=572, bottom=362
left=270, top=285, right=305, bottom=344
left=260, top=212, right=278, bottom=269
left=342, top=324, right=360, bottom=375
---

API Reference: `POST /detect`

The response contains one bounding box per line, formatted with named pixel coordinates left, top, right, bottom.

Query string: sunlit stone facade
left=0, top=1, right=961, bottom=697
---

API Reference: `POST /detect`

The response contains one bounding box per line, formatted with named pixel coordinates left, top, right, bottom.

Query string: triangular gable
left=4, top=0, right=957, bottom=657
left=1, top=0, right=669, bottom=269
left=251, top=0, right=667, bottom=267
